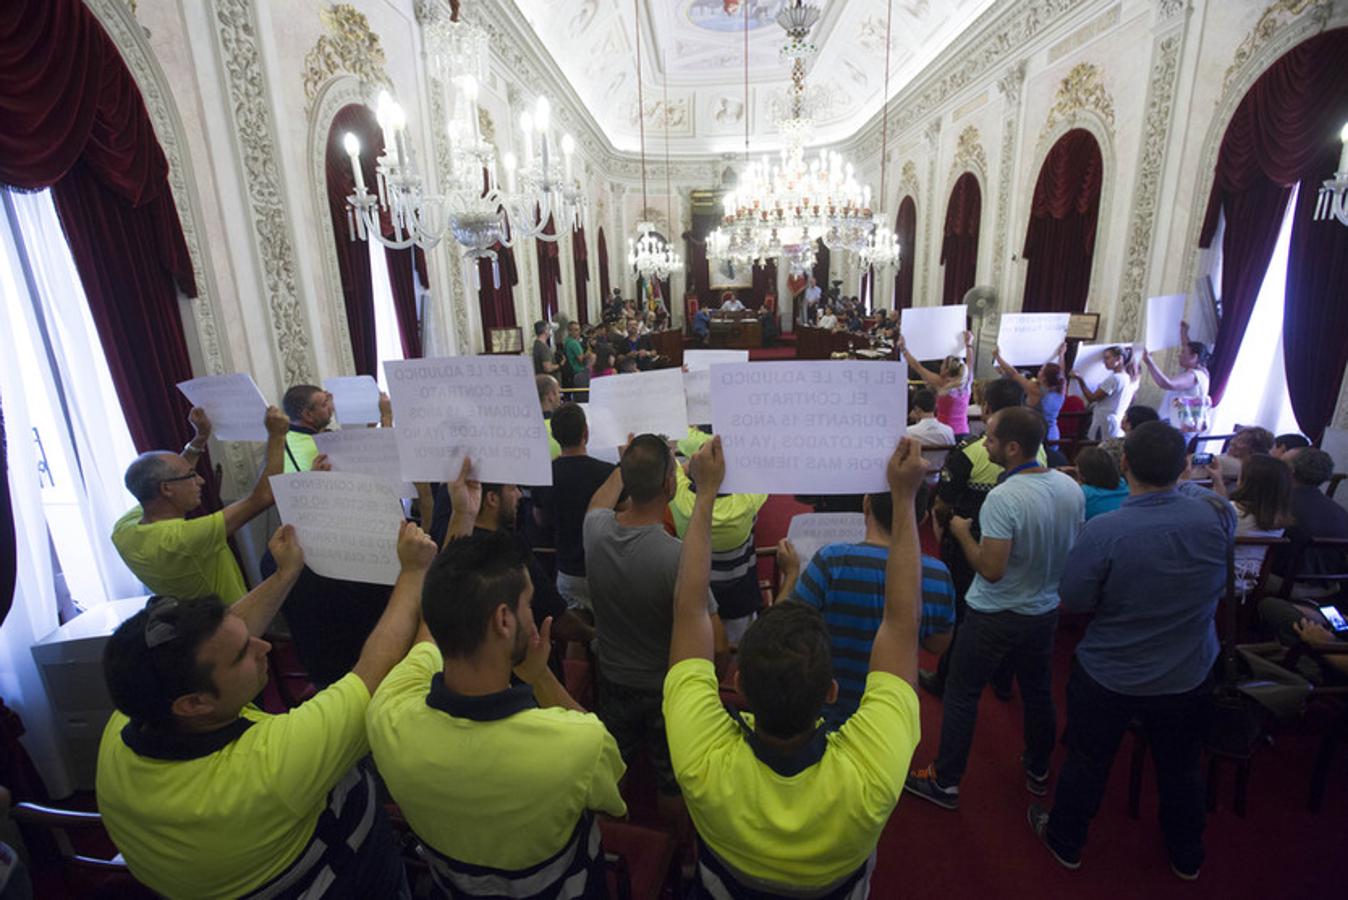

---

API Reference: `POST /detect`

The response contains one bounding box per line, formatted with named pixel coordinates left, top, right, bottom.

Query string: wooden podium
left=709, top=312, right=763, bottom=349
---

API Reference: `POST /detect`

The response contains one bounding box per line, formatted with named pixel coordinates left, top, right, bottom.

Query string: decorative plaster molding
left=1042, top=62, right=1115, bottom=139
left=212, top=0, right=313, bottom=386
left=301, top=4, right=392, bottom=111
left=897, top=161, right=921, bottom=201
left=1156, top=0, right=1189, bottom=23
left=950, top=126, right=988, bottom=182
left=1048, top=4, right=1121, bottom=64
left=995, top=60, right=1027, bottom=104
left=992, top=114, right=1018, bottom=302
left=86, top=0, right=251, bottom=485
left=923, top=117, right=942, bottom=150
left=952, top=91, right=988, bottom=122
left=1222, top=0, right=1331, bottom=93
left=1116, top=31, right=1183, bottom=343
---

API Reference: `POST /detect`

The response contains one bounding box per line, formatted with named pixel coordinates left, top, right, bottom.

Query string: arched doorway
left=941, top=172, right=981, bottom=306
left=894, top=195, right=916, bottom=309
left=1021, top=128, right=1103, bottom=315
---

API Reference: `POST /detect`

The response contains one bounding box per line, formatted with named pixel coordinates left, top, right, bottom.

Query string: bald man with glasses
left=112, top=404, right=298, bottom=604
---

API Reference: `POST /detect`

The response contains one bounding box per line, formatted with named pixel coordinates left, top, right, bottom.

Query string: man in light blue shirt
left=1028, top=421, right=1233, bottom=880
left=906, top=407, right=1083, bottom=809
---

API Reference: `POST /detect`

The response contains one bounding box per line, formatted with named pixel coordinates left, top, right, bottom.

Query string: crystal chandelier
left=1313, top=122, right=1348, bottom=226
left=859, top=0, right=901, bottom=271
left=626, top=0, right=681, bottom=281
left=707, top=0, right=877, bottom=276
left=342, top=4, right=585, bottom=281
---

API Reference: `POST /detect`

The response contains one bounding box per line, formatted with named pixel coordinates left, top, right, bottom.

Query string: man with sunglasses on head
left=112, top=404, right=293, bottom=604
left=97, top=519, right=437, bottom=899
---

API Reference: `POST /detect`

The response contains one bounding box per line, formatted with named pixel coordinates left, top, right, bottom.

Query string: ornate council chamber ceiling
left=509, top=0, right=999, bottom=155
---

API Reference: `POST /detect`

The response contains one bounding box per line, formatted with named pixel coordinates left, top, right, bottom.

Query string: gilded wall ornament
left=1042, top=62, right=1115, bottom=137
left=302, top=4, right=393, bottom=110
left=951, top=125, right=988, bottom=180
left=1223, top=0, right=1330, bottom=92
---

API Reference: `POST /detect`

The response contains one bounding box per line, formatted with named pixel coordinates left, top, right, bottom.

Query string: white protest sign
left=1070, top=342, right=1142, bottom=396
left=787, top=513, right=867, bottom=570
left=176, top=373, right=268, bottom=441
left=312, top=428, right=416, bottom=498
left=900, top=305, right=967, bottom=360
left=710, top=361, right=907, bottom=494
left=589, top=368, right=689, bottom=439
left=324, top=375, right=382, bottom=426
left=684, top=350, right=750, bottom=425
left=1145, top=294, right=1187, bottom=352
left=996, top=313, right=1070, bottom=366
left=270, top=472, right=406, bottom=585
left=384, top=356, right=551, bottom=485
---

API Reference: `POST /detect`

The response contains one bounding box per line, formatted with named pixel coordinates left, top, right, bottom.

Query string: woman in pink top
left=900, top=331, right=975, bottom=436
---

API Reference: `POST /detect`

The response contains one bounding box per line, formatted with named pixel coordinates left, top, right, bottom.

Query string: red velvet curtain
left=477, top=222, right=519, bottom=337
left=536, top=214, right=561, bottom=321
left=597, top=227, right=611, bottom=305
left=572, top=225, right=590, bottom=325
left=1, top=0, right=203, bottom=461
left=894, top=196, right=916, bottom=309
left=941, top=172, right=981, bottom=306
left=813, top=239, right=830, bottom=297
left=325, top=105, right=380, bottom=376
left=383, top=246, right=424, bottom=359
left=1198, top=29, right=1348, bottom=413
left=1022, top=129, right=1102, bottom=315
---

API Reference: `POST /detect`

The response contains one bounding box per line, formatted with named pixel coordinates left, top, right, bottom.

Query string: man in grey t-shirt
left=532, top=320, right=557, bottom=376
left=583, top=435, right=716, bottom=809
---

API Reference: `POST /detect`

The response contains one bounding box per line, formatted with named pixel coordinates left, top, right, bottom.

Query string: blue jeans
left=1046, top=659, right=1211, bottom=871
left=934, top=607, right=1058, bottom=785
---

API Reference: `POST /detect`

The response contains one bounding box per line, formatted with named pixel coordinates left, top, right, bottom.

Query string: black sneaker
left=904, top=765, right=959, bottom=810
left=1027, top=804, right=1080, bottom=870
left=1170, top=862, right=1200, bottom=881
left=1023, top=754, right=1050, bottom=796
left=918, top=668, right=944, bottom=698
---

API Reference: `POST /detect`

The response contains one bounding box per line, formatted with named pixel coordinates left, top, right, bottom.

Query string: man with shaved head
left=112, top=405, right=291, bottom=603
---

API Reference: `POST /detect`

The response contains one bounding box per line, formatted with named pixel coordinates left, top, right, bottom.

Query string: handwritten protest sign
left=270, top=472, right=406, bottom=585
left=176, top=373, right=268, bottom=441
left=900, top=305, right=968, bottom=361
left=996, top=313, right=1069, bottom=366
left=1145, top=294, right=1187, bottom=352
left=786, top=513, right=867, bottom=570
left=312, top=428, right=415, bottom=498
left=589, top=368, right=689, bottom=439
left=684, top=350, right=750, bottom=425
left=710, top=361, right=906, bottom=494
left=384, top=357, right=551, bottom=485
left=324, top=375, right=382, bottom=426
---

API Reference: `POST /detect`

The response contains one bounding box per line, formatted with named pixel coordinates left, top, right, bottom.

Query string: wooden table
left=710, top=316, right=763, bottom=349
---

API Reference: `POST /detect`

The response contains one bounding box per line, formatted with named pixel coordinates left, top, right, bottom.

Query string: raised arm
left=898, top=336, right=942, bottom=389
left=440, top=457, right=482, bottom=549
left=994, top=346, right=1037, bottom=399
left=774, top=538, right=799, bottom=604
left=668, top=437, right=723, bottom=666
left=869, top=437, right=927, bottom=686
left=514, top=617, right=585, bottom=712
left=351, top=522, right=437, bottom=695
left=230, top=525, right=303, bottom=637
left=221, top=406, right=289, bottom=537
left=1141, top=349, right=1196, bottom=392
left=1071, top=373, right=1108, bottom=403
left=181, top=407, right=211, bottom=468
left=588, top=464, right=626, bottom=513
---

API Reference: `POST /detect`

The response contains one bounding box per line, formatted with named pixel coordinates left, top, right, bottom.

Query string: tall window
left=1208, top=188, right=1298, bottom=435
left=0, top=189, right=141, bottom=613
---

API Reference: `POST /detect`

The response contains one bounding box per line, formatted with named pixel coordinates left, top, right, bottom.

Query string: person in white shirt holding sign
left=1071, top=346, right=1140, bottom=440
left=1141, top=321, right=1212, bottom=435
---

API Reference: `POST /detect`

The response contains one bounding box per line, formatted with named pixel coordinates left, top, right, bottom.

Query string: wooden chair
left=11, top=802, right=154, bottom=898
left=1326, top=472, right=1346, bottom=500
left=599, top=819, right=679, bottom=900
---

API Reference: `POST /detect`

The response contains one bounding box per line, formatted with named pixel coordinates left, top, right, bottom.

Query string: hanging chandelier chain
left=743, top=0, right=749, bottom=163
left=634, top=0, right=647, bottom=212
left=879, top=0, right=892, bottom=206
left=663, top=47, right=673, bottom=233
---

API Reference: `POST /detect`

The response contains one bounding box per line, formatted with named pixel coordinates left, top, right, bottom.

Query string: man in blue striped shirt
left=780, top=482, right=956, bottom=724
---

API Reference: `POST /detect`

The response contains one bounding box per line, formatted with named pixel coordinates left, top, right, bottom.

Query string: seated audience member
left=663, top=437, right=925, bottom=894
left=1099, top=404, right=1161, bottom=469
left=1262, top=447, right=1348, bottom=609
left=532, top=320, right=559, bottom=376
left=537, top=373, right=564, bottom=460
left=693, top=307, right=712, bottom=344
left=907, top=387, right=957, bottom=447
left=1272, top=432, right=1311, bottom=459
left=668, top=457, right=768, bottom=644
left=584, top=435, right=719, bottom=825
left=616, top=357, right=639, bottom=375
left=533, top=403, right=616, bottom=609
left=924, top=377, right=1044, bottom=697
left=1208, top=453, right=1290, bottom=592
left=367, top=528, right=626, bottom=896
left=1075, top=447, right=1129, bottom=520
left=1216, top=425, right=1275, bottom=483
left=590, top=346, right=617, bottom=379
left=816, top=308, right=839, bottom=331
left=780, top=480, right=955, bottom=725
left=98, top=522, right=435, bottom=898
left=907, top=407, right=1082, bottom=809
left=1028, top=422, right=1234, bottom=879
left=113, top=407, right=289, bottom=604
